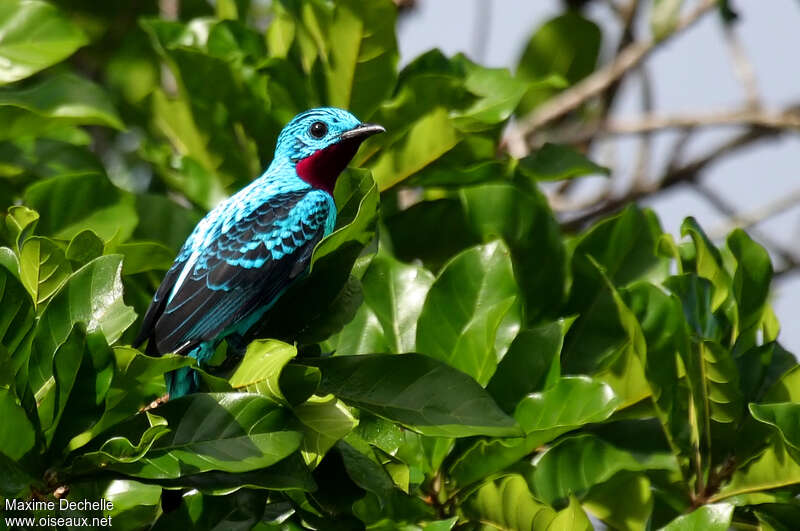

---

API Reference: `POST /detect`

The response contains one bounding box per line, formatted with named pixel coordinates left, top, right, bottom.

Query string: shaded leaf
left=518, top=143, right=609, bottom=181
left=297, top=353, right=520, bottom=437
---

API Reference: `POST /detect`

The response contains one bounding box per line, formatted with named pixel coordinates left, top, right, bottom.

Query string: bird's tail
left=165, top=343, right=214, bottom=399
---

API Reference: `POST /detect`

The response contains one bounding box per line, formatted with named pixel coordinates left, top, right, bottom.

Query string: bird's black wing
left=138, top=189, right=331, bottom=356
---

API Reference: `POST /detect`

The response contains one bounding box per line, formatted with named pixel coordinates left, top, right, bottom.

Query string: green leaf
left=229, top=339, right=297, bottom=405
left=2, top=205, right=38, bottom=252
left=680, top=218, right=737, bottom=333
left=0, top=74, right=123, bottom=140
left=531, top=434, right=677, bottom=505
left=323, top=0, right=398, bottom=118
left=622, top=282, right=692, bottom=466
left=660, top=503, right=734, bottom=531
left=514, top=376, right=620, bottom=434
left=24, top=172, right=137, bottom=242
left=361, top=251, right=434, bottom=354
left=0, top=262, right=35, bottom=370
left=563, top=206, right=667, bottom=375
left=28, top=255, right=136, bottom=431
left=19, top=236, right=71, bottom=309
left=115, top=242, right=175, bottom=275
left=293, top=395, right=357, bottom=467
left=518, top=143, right=609, bottom=181
left=727, top=228, right=772, bottom=337
left=714, top=439, right=800, bottom=501
left=486, top=319, right=570, bottom=413
left=0, top=388, right=36, bottom=460
left=465, top=474, right=557, bottom=530
left=65, top=230, right=104, bottom=266
left=448, top=377, right=620, bottom=487
left=297, top=353, right=520, bottom=437
left=450, top=57, right=529, bottom=132
left=416, top=240, right=518, bottom=385
left=750, top=402, right=800, bottom=452
left=651, top=0, right=685, bottom=41
left=76, top=393, right=302, bottom=478
left=0, top=0, right=88, bottom=84
left=550, top=496, right=592, bottom=531
left=582, top=473, right=653, bottom=531
left=155, top=452, right=316, bottom=494
left=460, top=181, right=565, bottom=323
left=516, top=13, right=601, bottom=113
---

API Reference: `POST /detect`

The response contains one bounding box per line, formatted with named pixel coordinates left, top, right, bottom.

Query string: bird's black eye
left=309, top=121, right=328, bottom=139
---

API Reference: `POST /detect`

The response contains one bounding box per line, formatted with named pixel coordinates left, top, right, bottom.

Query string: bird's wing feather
left=152, top=189, right=332, bottom=354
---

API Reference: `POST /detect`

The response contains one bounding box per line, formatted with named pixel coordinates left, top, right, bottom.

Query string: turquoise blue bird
left=134, top=107, right=384, bottom=398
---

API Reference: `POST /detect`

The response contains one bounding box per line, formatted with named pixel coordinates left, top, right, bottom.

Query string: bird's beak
left=340, top=123, right=386, bottom=141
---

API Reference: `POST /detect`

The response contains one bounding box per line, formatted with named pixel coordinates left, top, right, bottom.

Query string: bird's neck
left=294, top=140, right=359, bottom=195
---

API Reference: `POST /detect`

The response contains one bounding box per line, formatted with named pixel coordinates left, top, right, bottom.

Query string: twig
left=722, top=23, right=761, bottom=109
left=559, top=125, right=786, bottom=231
left=516, top=0, right=718, bottom=141
left=707, top=187, right=800, bottom=240
left=596, top=107, right=800, bottom=136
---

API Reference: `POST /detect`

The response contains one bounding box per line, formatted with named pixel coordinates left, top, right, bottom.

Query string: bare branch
left=597, top=106, right=800, bottom=136
left=559, top=125, right=787, bottom=231
left=516, top=0, right=717, bottom=142
left=722, top=22, right=761, bottom=109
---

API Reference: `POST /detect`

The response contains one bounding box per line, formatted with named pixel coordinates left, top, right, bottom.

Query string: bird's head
left=276, top=107, right=385, bottom=194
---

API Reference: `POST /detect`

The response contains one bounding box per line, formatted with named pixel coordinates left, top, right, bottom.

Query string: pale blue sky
left=397, top=0, right=800, bottom=353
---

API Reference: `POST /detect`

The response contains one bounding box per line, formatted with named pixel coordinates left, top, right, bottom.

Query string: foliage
left=0, top=0, right=798, bottom=529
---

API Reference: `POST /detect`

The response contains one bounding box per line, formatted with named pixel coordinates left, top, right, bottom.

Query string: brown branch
left=596, top=107, right=800, bottom=136
left=559, top=125, right=786, bottom=231
left=517, top=0, right=718, bottom=141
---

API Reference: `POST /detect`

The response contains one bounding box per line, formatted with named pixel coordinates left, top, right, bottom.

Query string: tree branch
left=558, top=125, right=786, bottom=231
left=516, top=0, right=717, bottom=141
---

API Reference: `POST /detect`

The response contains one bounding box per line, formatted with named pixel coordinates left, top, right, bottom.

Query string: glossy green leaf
left=293, top=394, right=357, bottom=467
left=660, top=503, right=734, bottom=531
left=416, top=240, right=518, bottom=385
left=550, top=496, right=592, bottom=531
left=0, top=0, right=88, bottom=84
left=65, top=230, right=104, bottom=266
left=563, top=206, right=667, bottom=374
left=728, top=228, right=772, bottom=336
left=486, top=319, right=570, bottom=413
left=28, top=255, right=137, bottom=431
left=323, top=0, right=398, bottom=118
left=583, top=473, right=653, bottom=531
left=532, top=434, right=677, bottom=504
left=0, top=262, right=35, bottom=369
left=0, top=74, right=123, bottom=140
left=361, top=251, right=434, bottom=354
left=460, top=181, right=565, bottom=323
left=518, top=143, right=609, bottom=181
left=514, top=376, right=620, bottom=434
left=465, top=474, right=557, bottom=530
left=3, top=205, right=38, bottom=252
left=750, top=402, right=800, bottom=451
left=297, top=353, right=520, bottom=437
left=76, top=393, right=302, bottom=478
left=229, top=339, right=297, bottom=404
left=714, top=439, right=800, bottom=501
left=19, top=235, right=70, bottom=309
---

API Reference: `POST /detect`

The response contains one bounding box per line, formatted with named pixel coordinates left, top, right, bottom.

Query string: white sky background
left=397, top=0, right=800, bottom=354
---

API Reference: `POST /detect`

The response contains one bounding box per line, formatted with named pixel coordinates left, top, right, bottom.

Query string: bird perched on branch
left=134, top=107, right=384, bottom=398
